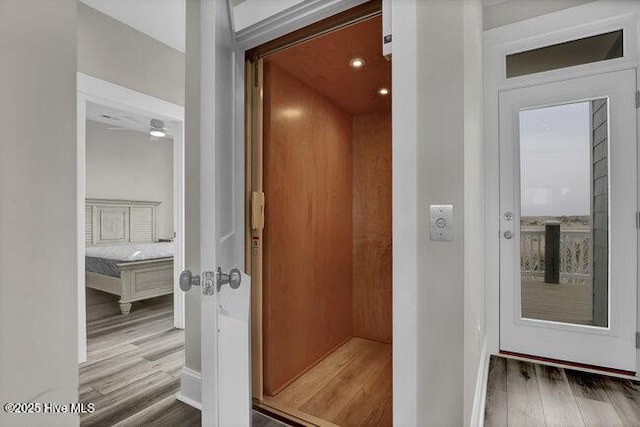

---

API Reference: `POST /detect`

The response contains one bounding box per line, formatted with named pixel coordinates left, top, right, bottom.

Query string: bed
left=85, top=199, right=174, bottom=314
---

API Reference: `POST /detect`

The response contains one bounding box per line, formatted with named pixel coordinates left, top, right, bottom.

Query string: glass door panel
left=519, top=100, right=609, bottom=327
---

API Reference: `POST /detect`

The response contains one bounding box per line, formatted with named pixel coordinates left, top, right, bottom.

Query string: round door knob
left=503, top=231, right=513, bottom=240
left=179, top=270, right=200, bottom=291
left=179, top=270, right=192, bottom=291
left=229, top=268, right=242, bottom=289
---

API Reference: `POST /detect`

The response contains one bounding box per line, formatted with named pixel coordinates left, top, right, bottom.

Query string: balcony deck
left=521, top=280, right=594, bottom=326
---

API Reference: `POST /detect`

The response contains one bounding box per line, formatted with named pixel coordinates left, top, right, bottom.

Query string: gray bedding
left=85, top=243, right=175, bottom=279
left=85, top=256, right=122, bottom=278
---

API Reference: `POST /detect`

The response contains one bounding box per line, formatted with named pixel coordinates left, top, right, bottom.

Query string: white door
left=200, top=0, right=251, bottom=425
left=500, top=69, right=638, bottom=372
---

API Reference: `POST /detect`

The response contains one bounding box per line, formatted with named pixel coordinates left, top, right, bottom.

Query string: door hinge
left=636, top=212, right=640, bottom=229
left=635, top=90, right=639, bottom=108
left=251, top=191, right=265, bottom=230
left=636, top=332, right=640, bottom=348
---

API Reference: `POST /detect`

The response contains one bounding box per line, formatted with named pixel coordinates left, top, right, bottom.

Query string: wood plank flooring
left=79, top=289, right=198, bottom=426
left=264, top=337, right=392, bottom=427
left=80, top=288, right=290, bottom=427
left=485, top=356, right=640, bottom=426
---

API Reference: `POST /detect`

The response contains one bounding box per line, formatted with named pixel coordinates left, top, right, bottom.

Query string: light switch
left=430, top=204, right=453, bottom=241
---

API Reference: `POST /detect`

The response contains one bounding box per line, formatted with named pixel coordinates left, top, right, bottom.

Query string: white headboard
left=85, top=199, right=161, bottom=246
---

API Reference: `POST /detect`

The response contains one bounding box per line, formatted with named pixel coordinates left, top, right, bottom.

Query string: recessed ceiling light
left=349, top=57, right=365, bottom=69
left=150, top=130, right=166, bottom=138
left=378, top=87, right=390, bottom=96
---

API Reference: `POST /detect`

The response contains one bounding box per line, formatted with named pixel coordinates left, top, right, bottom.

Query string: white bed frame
left=85, top=199, right=174, bottom=314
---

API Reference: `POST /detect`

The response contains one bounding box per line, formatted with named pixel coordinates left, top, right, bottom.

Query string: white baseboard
left=177, top=367, right=202, bottom=410
left=469, top=337, right=489, bottom=427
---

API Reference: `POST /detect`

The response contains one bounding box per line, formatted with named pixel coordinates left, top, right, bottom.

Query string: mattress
left=85, top=242, right=174, bottom=278
left=86, top=256, right=122, bottom=278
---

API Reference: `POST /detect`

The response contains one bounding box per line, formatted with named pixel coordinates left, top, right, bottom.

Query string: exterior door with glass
left=499, top=69, right=638, bottom=372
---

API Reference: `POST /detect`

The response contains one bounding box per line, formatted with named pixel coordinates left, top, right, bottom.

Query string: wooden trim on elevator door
left=244, top=0, right=382, bottom=60
left=246, top=57, right=265, bottom=402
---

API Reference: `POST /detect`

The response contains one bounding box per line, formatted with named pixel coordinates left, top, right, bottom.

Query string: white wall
left=233, top=0, right=306, bottom=32
left=86, top=120, right=174, bottom=239
left=78, top=1, right=185, bottom=106
left=0, top=1, right=79, bottom=426
left=463, top=0, right=486, bottom=424
left=484, top=0, right=595, bottom=30
left=412, top=0, right=485, bottom=424
left=183, top=0, right=202, bottom=373
left=416, top=0, right=465, bottom=423
left=391, top=1, right=419, bottom=424
left=392, top=0, right=485, bottom=425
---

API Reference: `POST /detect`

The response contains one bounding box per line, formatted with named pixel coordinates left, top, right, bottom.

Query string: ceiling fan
left=106, top=118, right=171, bottom=142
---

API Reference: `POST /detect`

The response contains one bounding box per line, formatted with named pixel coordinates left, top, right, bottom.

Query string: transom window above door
left=506, top=30, right=623, bottom=78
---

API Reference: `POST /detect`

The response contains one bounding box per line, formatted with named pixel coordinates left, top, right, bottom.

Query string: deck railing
left=520, top=229, right=591, bottom=284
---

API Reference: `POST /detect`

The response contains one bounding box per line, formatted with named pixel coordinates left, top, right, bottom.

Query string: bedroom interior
left=78, top=101, right=186, bottom=425
left=83, top=101, right=177, bottom=315
left=250, top=14, right=393, bottom=426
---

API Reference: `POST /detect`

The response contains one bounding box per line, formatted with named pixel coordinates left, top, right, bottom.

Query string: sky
left=519, top=101, right=597, bottom=217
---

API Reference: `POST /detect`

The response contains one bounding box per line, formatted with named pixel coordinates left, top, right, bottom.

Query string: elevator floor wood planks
left=485, top=355, right=640, bottom=427
left=264, top=337, right=392, bottom=427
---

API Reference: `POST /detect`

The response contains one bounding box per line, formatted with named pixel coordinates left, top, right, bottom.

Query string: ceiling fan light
left=150, top=129, right=166, bottom=138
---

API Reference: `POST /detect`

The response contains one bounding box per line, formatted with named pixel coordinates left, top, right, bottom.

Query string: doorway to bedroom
left=76, top=78, right=186, bottom=425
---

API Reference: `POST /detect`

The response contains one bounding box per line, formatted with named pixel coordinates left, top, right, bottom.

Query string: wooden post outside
left=545, top=221, right=561, bottom=284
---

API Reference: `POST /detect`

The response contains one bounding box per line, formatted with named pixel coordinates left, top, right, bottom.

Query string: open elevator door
left=245, top=55, right=265, bottom=403
left=244, top=2, right=391, bottom=425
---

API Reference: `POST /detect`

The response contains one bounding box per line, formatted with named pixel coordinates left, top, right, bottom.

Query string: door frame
left=498, top=70, right=638, bottom=371
left=243, top=0, right=386, bottom=411
left=223, top=0, right=419, bottom=424
left=76, top=72, right=186, bottom=363
left=484, top=1, right=640, bottom=378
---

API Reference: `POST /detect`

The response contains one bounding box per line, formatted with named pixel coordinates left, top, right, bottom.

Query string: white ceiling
left=79, top=0, right=185, bottom=52
left=87, top=102, right=177, bottom=140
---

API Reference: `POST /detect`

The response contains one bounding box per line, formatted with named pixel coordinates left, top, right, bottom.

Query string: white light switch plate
left=430, top=204, right=453, bottom=241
